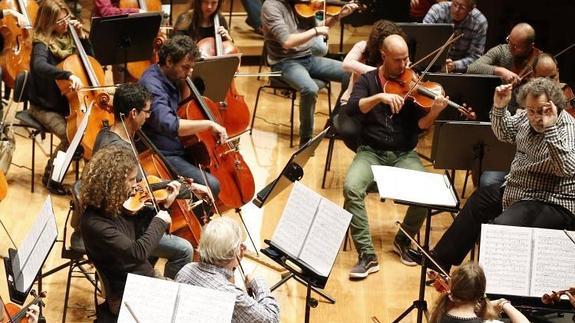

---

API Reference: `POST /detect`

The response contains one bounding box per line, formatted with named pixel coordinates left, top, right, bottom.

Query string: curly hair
left=429, top=262, right=498, bottom=323
left=517, top=77, right=567, bottom=113
left=158, top=35, right=200, bottom=66
left=363, top=20, right=407, bottom=67
left=113, top=83, right=151, bottom=120
left=80, top=146, right=138, bottom=217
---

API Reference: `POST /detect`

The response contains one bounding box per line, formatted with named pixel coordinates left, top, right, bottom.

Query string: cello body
left=55, top=25, right=114, bottom=160
left=0, top=0, right=38, bottom=88
left=178, top=80, right=254, bottom=210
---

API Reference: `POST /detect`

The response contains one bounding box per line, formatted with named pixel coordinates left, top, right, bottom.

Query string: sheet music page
left=174, top=284, right=235, bottom=323
left=13, top=196, right=58, bottom=292
left=118, top=274, right=178, bottom=323
left=530, top=228, right=575, bottom=297
left=299, top=198, right=352, bottom=277
left=52, top=103, right=92, bottom=182
left=371, top=166, right=457, bottom=207
left=479, top=224, right=533, bottom=297
left=271, top=182, right=321, bottom=258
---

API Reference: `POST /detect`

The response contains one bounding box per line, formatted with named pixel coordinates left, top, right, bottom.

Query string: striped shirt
left=491, top=107, right=575, bottom=215
left=175, top=262, right=280, bottom=323
left=423, top=2, right=487, bottom=73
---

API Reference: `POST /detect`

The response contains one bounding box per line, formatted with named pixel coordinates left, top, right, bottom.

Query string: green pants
left=343, top=146, right=427, bottom=256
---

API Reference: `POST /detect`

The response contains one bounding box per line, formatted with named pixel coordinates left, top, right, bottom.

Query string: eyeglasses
left=141, top=109, right=152, bottom=115
left=506, top=35, right=525, bottom=50
left=55, top=14, right=71, bottom=25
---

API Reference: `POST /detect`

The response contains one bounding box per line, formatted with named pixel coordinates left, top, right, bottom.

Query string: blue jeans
left=164, top=155, right=221, bottom=197
left=152, top=233, right=193, bottom=279
left=240, top=0, right=262, bottom=30
left=479, top=171, right=507, bottom=187
left=272, top=55, right=346, bottom=144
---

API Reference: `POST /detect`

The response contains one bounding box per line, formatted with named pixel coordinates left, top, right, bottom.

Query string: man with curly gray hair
left=411, top=77, right=575, bottom=273
left=176, top=217, right=280, bottom=323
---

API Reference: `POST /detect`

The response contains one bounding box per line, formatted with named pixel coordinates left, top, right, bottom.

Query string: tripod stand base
left=271, top=273, right=335, bottom=304
left=393, top=300, right=429, bottom=323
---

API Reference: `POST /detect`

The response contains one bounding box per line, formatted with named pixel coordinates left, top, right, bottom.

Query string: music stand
left=89, top=13, right=162, bottom=83
left=423, top=73, right=501, bottom=122
left=253, top=127, right=329, bottom=208
left=431, top=121, right=515, bottom=180
left=191, top=55, right=240, bottom=103
left=397, top=23, right=454, bottom=72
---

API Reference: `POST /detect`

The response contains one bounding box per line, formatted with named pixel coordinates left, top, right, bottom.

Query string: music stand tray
left=89, top=12, right=162, bottom=66
left=253, top=127, right=329, bottom=208
left=191, top=55, right=240, bottom=103
left=397, top=23, right=454, bottom=72
left=431, top=121, right=516, bottom=175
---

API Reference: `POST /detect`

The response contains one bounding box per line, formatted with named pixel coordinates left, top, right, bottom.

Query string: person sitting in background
left=176, top=217, right=280, bottom=323
left=423, top=0, right=487, bottom=73
left=429, top=262, right=529, bottom=323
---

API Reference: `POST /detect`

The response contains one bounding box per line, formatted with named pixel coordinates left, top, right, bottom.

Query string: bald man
left=533, top=53, right=575, bottom=113
left=468, top=22, right=541, bottom=85
left=344, top=34, right=449, bottom=279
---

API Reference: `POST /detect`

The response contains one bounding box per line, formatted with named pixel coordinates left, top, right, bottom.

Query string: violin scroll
left=541, top=287, right=575, bottom=305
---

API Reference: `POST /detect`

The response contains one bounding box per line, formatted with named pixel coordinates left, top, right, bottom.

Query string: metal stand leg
left=271, top=273, right=335, bottom=304
left=235, top=208, right=259, bottom=257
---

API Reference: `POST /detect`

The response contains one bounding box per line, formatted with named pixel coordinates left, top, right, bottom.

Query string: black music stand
left=253, top=127, right=329, bottom=208
left=431, top=121, right=515, bottom=180
left=423, top=73, right=501, bottom=122
left=397, top=23, right=454, bottom=72
left=90, top=12, right=162, bottom=83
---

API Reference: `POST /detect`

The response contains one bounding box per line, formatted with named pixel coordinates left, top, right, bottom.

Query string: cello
left=55, top=20, right=114, bottom=160
left=178, top=77, right=255, bottom=210
left=196, top=14, right=251, bottom=137
left=0, top=0, right=38, bottom=88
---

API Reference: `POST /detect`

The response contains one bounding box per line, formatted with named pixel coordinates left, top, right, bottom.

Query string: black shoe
left=46, top=179, right=68, bottom=196
left=349, top=253, right=379, bottom=279
left=393, top=241, right=417, bottom=266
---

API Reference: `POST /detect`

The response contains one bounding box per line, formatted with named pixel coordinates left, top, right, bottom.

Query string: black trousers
left=434, top=183, right=575, bottom=268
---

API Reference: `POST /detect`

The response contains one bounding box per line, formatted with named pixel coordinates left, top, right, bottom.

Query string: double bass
left=56, top=20, right=114, bottom=160
left=0, top=0, right=38, bottom=88
left=178, top=77, right=255, bottom=210
left=197, top=14, right=251, bottom=137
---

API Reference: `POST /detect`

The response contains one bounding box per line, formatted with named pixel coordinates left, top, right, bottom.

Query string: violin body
left=178, top=92, right=255, bottom=210
left=56, top=54, right=113, bottom=159
left=0, top=0, right=38, bottom=88
left=2, top=302, right=30, bottom=323
left=119, top=0, right=161, bottom=12
left=138, top=149, right=204, bottom=248
left=293, top=0, right=349, bottom=18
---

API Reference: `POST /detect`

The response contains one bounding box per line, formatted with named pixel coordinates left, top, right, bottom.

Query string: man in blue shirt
left=423, top=0, right=487, bottom=73
left=139, top=35, right=226, bottom=196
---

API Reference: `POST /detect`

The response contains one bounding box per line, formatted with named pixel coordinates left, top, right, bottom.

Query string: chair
left=60, top=180, right=99, bottom=323
left=250, top=47, right=332, bottom=147
left=94, top=268, right=118, bottom=323
left=12, top=71, right=54, bottom=193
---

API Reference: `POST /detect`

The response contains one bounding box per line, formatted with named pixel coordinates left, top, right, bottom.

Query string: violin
left=1, top=290, right=46, bottom=323
left=292, top=0, right=353, bottom=18
left=427, top=270, right=450, bottom=294
left=195, top=15, right=250, bottom=137
left=56, top=20, right=114, bottom=160
left=0, top=170, right=7, bottom=202
left=119, top=0, right=161, bottom=13
left=0, top=0, right=37, bottom=88
left=382, top=68, right=475, bottom=120
left=123, top=175, right=196, bottom=213
left=541, top=287, right=575, bottom=305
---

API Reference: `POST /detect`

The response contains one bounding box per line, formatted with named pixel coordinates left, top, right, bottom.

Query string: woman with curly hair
left=80, top=146, right=180, bottom=315
left=430, top=262, right=529, bottom=323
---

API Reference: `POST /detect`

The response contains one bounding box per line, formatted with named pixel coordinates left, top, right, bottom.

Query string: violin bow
left=403, top=32, right=458, bottom=101
left=120, top=115, right=162, bottom=213
left=395, top=221, right=451, bottom=279
left=408, top=32, right=464, bottom=71
left=198, top=164, right=221, bottom=217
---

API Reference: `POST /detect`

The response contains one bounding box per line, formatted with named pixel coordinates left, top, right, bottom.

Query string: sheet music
left=13, top=196, right=58, bottom=292
left=299, top=198, right=352, bottom=277
left=52, top=103, right=93, bottom=182
left=118, top=274, right=235, bottom=323
left=479, top=224, right=533, bottom=297
left=530, top=228, right=575, bottom=296
left=271, top=182, right=321, bottom=258
left=371, top=166, right=457, bottom=207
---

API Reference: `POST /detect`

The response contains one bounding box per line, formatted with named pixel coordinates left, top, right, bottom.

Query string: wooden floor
left=0, top=5, right=474, bottom=323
